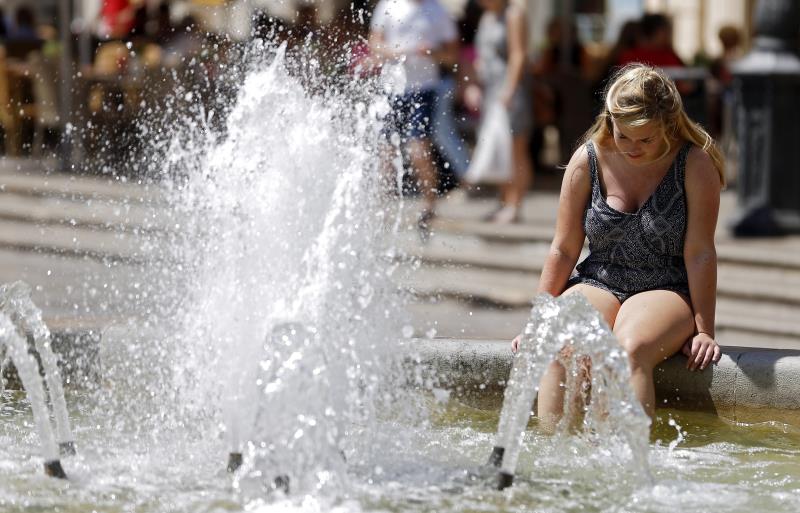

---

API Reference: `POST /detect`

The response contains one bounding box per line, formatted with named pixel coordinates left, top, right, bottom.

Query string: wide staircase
left=2, top=163, right=799, bottom=351
left=399, top=190, right=800, bottom=350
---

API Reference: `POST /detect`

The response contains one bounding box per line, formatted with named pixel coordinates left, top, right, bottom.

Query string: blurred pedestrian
left=534, top=17, right=590, bottom=77
left=471, top=0, right=533, bottom=223
left=0, top=8, right=7, bottom=40
left=710, top=25, right=742, bottom=88
left=617, top=13, right=683, bottom=68
left=98, top=0, right=136, bottom=40
left=592, top=19, right=640, bottom=110
left=709, top=25, right=743, bottom=153
left=531, top=17, right=592, bottom=174
left=369, top=0, right=459, bottom=231
left=8, top=7, right=40, bottom=42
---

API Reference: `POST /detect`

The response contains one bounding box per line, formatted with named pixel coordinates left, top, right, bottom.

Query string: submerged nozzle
left=496, top=471, right=513, bottom=490
left=487, top=446, right=505, bottom=467
left=227, top=452, right=243, bottom=473
left=59, top=441, right=77, bottom=456
left=44, top=460, right=67, bottom=479
left=273, top=474, right=290, bottom=493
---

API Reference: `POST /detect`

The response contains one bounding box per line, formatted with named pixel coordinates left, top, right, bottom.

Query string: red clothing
left=617, top=47, right=684, bottom=68
left=101, top=0, right=134, bottom=38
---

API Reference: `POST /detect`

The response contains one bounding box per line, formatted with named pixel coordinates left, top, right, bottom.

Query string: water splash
left=0, top=281, right=73, bottom=477
left=142, top=42, right=407, bottom=500
left=489, top=293, right=652, bottom=488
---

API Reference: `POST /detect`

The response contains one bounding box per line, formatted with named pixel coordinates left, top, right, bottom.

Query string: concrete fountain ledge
left=8, top=327, right=800, bottom=427
left=406, top=338, right=800, bottom=427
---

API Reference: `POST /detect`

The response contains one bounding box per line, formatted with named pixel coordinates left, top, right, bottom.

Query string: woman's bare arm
left=682, top=147, right=723, bottom=370
left=512, top=146, right=589, bottom=352
left=537, top=146, right=591, bottom=296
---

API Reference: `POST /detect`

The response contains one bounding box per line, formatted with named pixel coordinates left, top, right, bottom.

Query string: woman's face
left=611, top=119, right=666, bottom=165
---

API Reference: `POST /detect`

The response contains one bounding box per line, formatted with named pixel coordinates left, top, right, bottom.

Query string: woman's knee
left=615, top=333, right=657, bottom=372
left=543, top=358, right=567, bottom=380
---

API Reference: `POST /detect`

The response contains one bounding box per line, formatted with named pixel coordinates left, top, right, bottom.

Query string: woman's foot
left=488, top=205, right=520, bottom=224
left=481, top=203, right=505, bottom=222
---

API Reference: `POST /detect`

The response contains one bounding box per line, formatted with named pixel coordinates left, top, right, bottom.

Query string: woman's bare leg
left=407, top=138, right=438, bottom=213
left=612, top=290, right=695, bottom=417
left=536, top=284, right=621, bottom=431
left=501, top=134, right=533, bottom=209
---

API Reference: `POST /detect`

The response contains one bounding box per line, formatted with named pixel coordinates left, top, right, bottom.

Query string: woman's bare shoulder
left=561, top=145, right=592, bottom=194
left=565, top=144, right=592, bottom=173
left=685, top=144, right=722, bottom=189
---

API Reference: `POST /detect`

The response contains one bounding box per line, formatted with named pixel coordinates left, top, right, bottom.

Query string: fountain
left=487, top=293, right=651, bottom=489
left=5, top=33, right=794, bottom=513
left=0, top=281, right=76, bottom=478
left=147, top=41, right=410, bottom=500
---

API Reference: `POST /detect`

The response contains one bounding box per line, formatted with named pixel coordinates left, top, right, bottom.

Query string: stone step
left=0, top=191, right=173, bottom=233
left=398, top=231, right=552, bottom=273
left=400, top=235, right=800, bottom=306
left=0, top=171, right=166, bottom=204
left=0, top=218, right=168, bottom=263
left=0, top=247, right=175, bottom=321
left=426, top=217, right=800, bottom=271
left=403, top=269, right=800, bottom=340
left=402, top=263, right=539, bottom=306
left=406, top=298, right=800, bottom=349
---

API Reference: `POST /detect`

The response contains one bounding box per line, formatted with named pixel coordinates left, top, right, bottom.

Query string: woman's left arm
left=683, top=147, right=724, bottom=371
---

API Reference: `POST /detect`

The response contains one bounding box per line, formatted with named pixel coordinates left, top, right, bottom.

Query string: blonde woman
left=512, top=64, right=724, bottom=427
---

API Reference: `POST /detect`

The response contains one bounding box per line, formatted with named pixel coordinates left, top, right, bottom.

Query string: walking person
left=512, top=64, right=725, bottom=429
left=369, top=0, right=459, bottom=230
left=473, top=0, right=533, bottom=223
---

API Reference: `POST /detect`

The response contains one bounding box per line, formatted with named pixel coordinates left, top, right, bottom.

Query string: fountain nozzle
left=59, top=441, right=77, bottom=456
left=495, top=471, right=513, bottom=490
left=487, top=446, right=504, bottom=467
left=227, top=452, right=243, bottom=473
left=44, top=460, right=67, bottom=479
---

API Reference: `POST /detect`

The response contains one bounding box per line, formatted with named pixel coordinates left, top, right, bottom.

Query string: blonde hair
left=583, top=64, right=725, bottom=187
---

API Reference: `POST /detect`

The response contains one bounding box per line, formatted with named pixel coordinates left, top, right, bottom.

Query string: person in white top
left=369, top=0, right=459, bottom=231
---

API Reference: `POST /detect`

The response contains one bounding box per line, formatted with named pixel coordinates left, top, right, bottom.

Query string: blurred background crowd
left=0, top=0, right=769, bottom=197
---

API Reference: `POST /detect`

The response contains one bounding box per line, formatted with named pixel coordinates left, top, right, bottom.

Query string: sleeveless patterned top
left=566, top=140, right=692, bottom=302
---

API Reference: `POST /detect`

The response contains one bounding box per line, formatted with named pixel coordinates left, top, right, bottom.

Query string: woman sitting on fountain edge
left=512, top=63, right=724, bottom=427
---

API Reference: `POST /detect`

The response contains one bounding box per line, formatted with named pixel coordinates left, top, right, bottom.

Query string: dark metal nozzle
left=487, top=446, right=505, bottom=467
left=227, top=452, right=243, bottom=473
left=59, top=441, right=77, bottom=456
left=273, top=474, right=290, bottom=493
left=44, top=460, right=67, bottom=479
left=496, top=471, right=514, bottom=490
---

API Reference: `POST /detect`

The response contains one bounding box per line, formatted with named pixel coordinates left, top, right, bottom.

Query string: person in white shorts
left=369, top=0, right=459, bottom=231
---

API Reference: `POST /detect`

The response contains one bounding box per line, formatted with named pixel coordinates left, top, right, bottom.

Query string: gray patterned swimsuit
left=566, top=140, right=692, bottom=303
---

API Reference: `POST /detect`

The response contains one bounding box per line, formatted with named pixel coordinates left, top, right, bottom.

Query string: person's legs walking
left=494, top=133, right=533, bottom=223
left=407, top=137, right=438, bottom=215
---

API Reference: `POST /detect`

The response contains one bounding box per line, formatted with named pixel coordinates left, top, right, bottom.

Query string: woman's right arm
left=537, top=146, right=591, bottom=296
left=513, top=147, right=590, bottom=352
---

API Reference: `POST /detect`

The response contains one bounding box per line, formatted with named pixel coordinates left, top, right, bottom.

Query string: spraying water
left=0, top=281, right=74, bottom=478
left=488, top=293, right=652, bottom=489
left=0, top=34, right=675, bottom=511
left=144, top=41, right=409, bottom=500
